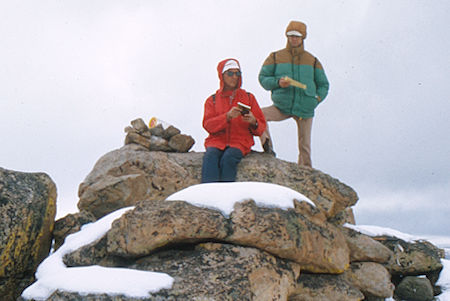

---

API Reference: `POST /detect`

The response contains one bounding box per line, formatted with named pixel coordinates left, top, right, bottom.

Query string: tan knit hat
left=285, top=21, right=307, bottom=39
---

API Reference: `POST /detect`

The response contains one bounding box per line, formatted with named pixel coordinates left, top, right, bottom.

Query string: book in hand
left=283, top=76, right=307, bottom=90
left=237, top=102, right=251, bottom=115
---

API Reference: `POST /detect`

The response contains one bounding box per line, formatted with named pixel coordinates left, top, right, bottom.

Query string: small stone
left=343, top=262, right=394, bottom=298
left=168, top=134, right=195, bottom=152
left=124, top=126, right=136, bottom=134
left=125, top=131, right=151, bottom=149
left=395, top=276, right=434, bottom=301
left=149, top=135, right=172, bottom=152
left=130, top=118, right=149, bottom=133
left=162, top=125, right=181, bottom=139
left=53, top=211, right=96, bottom=250
left=149, top=124, right=164, bottom=137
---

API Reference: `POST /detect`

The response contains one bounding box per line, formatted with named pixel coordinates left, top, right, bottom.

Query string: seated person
left=201, top=58, right=267, bottom=183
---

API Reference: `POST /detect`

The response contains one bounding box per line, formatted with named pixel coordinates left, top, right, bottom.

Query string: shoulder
left=237, top=89, right=255, bottom=100
left=304, top=51, right=325, bottom=69
left=263, top=48, right=288, bottom=65
left=205, top=93, right=216, bottom=105
left=299, top=50, right=324, bottom=68
left=302, top=49, right=314, bottom=57
left=273, top=48, right=292, bottom=64
left=301, top=50, right=316, bottom=62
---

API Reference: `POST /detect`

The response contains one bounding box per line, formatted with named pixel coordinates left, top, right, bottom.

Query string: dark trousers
left=201, top=147, right=243, bottom=183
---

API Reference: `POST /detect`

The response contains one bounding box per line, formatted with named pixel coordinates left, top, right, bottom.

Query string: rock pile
left=2, top=118, right=446, bottom=300
left=124, top=118, right=195, bottom=153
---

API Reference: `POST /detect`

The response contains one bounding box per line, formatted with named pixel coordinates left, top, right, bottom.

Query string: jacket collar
left=286, top=41, right=305, bottom=56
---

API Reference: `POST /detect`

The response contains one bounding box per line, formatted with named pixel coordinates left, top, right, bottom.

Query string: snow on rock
left=344, top=224, right=421, bottom=242
left=165, top=181, right=315, bottom=216
left=21, top=207, right=174, bottom=300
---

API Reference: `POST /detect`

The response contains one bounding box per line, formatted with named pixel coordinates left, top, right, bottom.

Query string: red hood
left=217, top=58, right=242, bottom=94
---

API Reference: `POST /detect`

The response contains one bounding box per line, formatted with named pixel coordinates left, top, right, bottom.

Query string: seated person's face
left=223, top=68, right=241, bottom=90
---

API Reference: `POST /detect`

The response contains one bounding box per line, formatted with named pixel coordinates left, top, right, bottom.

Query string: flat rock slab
left=105, top=199, right=350, bottom=274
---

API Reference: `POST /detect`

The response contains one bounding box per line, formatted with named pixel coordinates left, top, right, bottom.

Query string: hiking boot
left=262, top=139, right=276, bottom=157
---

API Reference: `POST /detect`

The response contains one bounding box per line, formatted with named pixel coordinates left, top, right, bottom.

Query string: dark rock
left=161, top=125, right=180, bottom=140
left=395, top=276, right=434, bottom=301
left=376, top=236, right=443, bottom=276
left=289, top=273, right=364, bottom=301
left=149, top=124, right=164, bottom=137
left=53, top=210, right=96, bottom=250
left=0, top=167, right=56, bottom=300
left=60, top=243, right=300, bottom=300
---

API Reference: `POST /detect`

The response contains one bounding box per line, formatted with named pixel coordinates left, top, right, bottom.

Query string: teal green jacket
left=259, top=44, right=329, bottom=118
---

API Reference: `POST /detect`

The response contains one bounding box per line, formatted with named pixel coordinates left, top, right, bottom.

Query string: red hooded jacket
left=203, top=59, right=267, bottom=155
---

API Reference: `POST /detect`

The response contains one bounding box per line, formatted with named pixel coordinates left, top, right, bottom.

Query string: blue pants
left=201, top=147, right=243, bottom=183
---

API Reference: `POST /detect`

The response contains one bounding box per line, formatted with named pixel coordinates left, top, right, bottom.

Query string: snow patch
left=165, top=181, right=315, bottom=216
left=21, top=207, right=174, bottom=300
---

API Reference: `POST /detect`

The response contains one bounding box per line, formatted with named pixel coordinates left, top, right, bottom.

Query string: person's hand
left=226, top=106, right=242, bottom=121
left=242, top=111, right=257, bottom=126
left=278, top=77, right=290, bottom=88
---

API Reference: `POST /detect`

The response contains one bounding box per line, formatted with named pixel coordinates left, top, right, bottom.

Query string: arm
left=314, top=59, right=330, bottom=102
left=258, top=53, right=281, bottom=91
left=245, top=93, right=267, bottom=136
left=202, top=96, right=229, bottom=134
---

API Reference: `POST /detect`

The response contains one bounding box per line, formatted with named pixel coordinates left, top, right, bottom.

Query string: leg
left=259, top=105, right=290, bottom=154
left=201, top=147, right=223, bottom=183
left=295, top=117, right=313, bottom=167
left=219, top=147, right=243, bottom=182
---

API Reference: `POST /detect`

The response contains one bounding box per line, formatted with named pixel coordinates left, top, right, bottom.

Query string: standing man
left=258, top=20, right=329, bottom=167
left=201, top=58, right=266, bottom=183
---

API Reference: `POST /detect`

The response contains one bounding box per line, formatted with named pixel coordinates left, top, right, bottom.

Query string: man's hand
left=226, top=106, right=242, bottom=121
left=278, top=77, right=291, bottom=88
left=242, top=111, right=257, bottom=126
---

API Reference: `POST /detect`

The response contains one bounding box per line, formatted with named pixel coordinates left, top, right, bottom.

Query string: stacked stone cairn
left=124, top=118, right=195, bottom=153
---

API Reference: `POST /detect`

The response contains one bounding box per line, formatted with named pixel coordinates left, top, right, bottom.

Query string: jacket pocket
left=302, top=96, right=319, bottom=112
left=304, top=81, right=317, bottom=97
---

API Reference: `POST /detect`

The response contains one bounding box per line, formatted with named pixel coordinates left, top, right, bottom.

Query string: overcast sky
left=1, top=0, right=449, bottom=235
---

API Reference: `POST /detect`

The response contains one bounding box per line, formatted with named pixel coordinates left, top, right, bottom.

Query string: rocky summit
left=3, top=118, right=446, bottom=300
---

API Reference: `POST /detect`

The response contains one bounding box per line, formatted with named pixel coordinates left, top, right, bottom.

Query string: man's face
left=288, top=35, right=303, bottom=48
left=223, top=68, right=241, bottom=90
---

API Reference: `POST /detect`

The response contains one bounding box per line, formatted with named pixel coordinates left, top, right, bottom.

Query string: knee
left=203, top=147, right=221, bottom=161
left=221, top=148, right=243, bottom=164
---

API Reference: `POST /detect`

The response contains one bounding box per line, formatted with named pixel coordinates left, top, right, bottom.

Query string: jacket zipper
left=289, top=53, right=295, bottom=113
left=226, top=96, right=233, bottom=146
